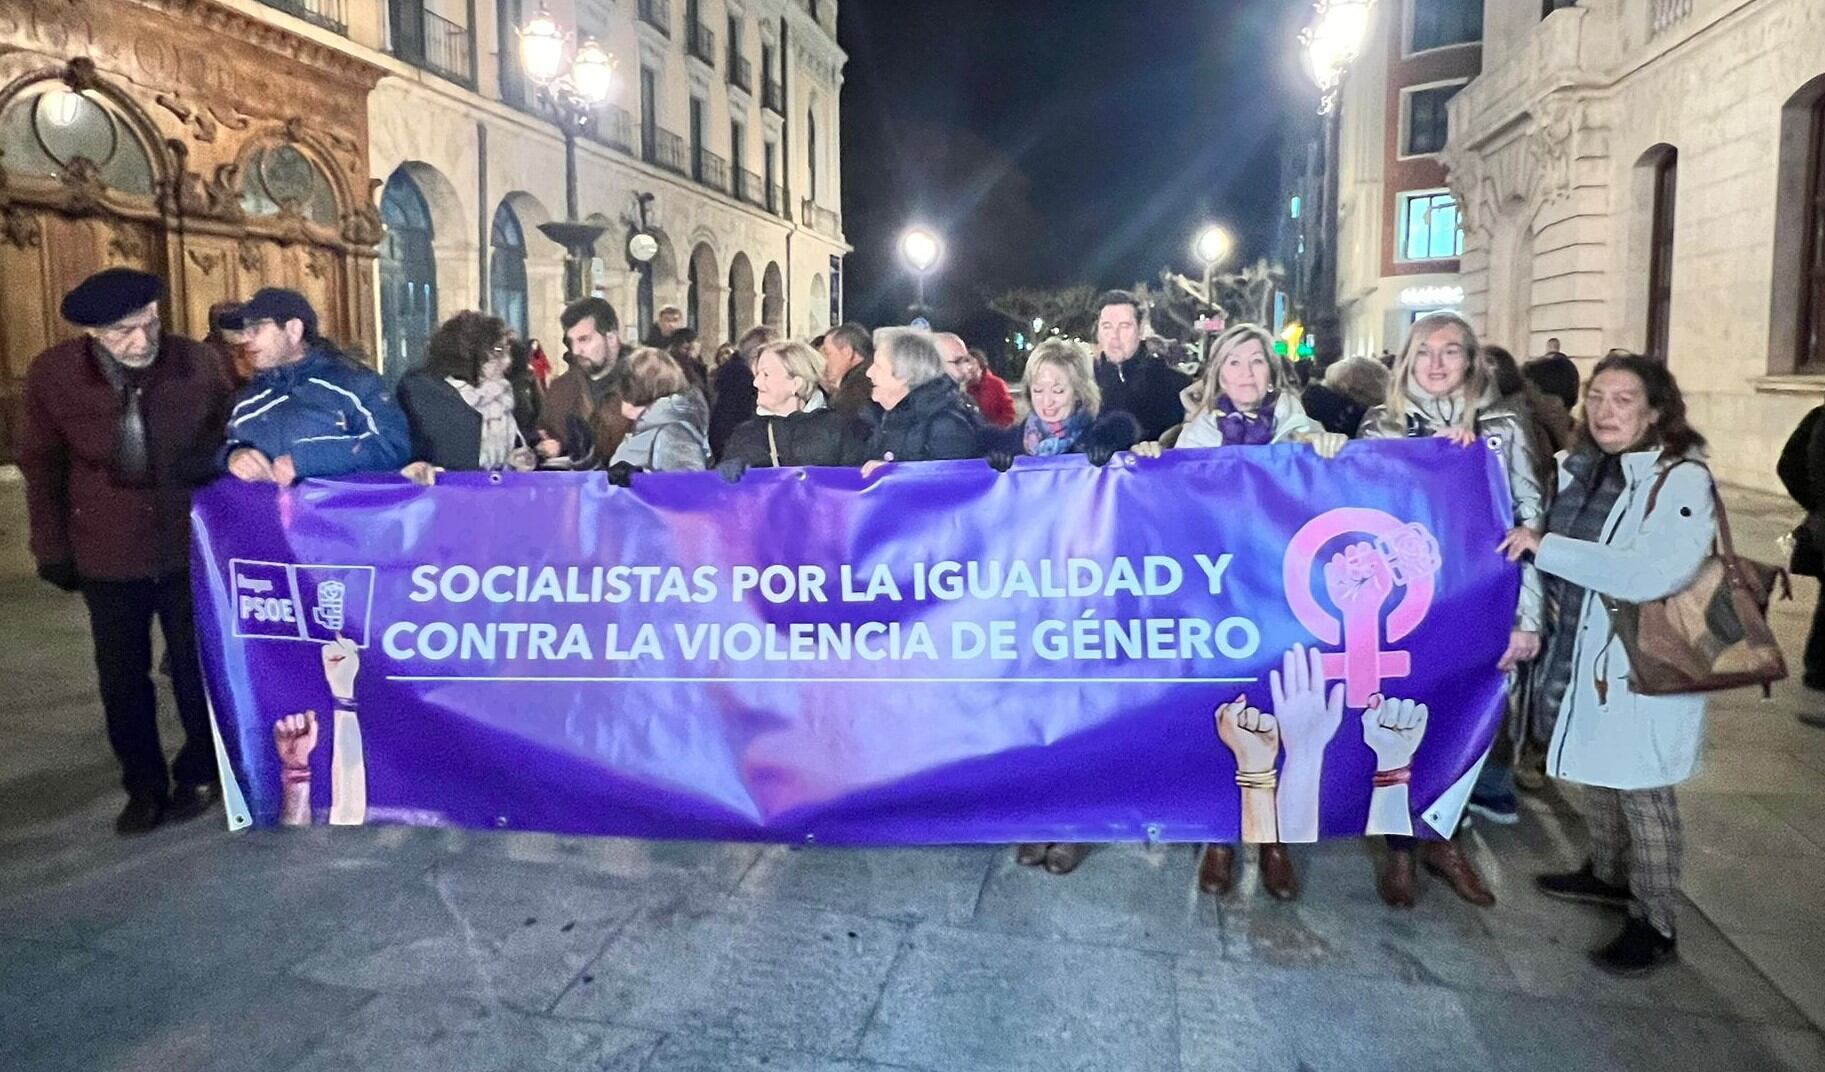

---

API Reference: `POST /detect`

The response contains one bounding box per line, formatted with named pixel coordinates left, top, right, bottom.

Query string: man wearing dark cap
left=220, top=288, right=409, bottom=485
left=19, top=267, right=235, bottom=835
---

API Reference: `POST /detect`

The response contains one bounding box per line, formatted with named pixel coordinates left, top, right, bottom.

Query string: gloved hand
left=717, top=457, right=750, bottom=484
left=986, top=450, right=1016, bottom=473
left=1085, top=442, right=1117, bottom=467
left=605, top=461, right=638, bottom=488
left=37, top=561, right=80, bottom=593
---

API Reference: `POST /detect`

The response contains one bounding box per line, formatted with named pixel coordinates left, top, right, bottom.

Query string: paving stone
left=1462, top=991, right=1825, bottom=1072
left=643, top=1034, right=922, bottom=1072
left=966, top=841, right=1223, bottom=955
left=286, top=994, right=661, bottom=1072
left=290, top=857, right=655, bottom=1013
left=860, top=924, right=1178, bottom=1072
left=0, top=940, right=370, bottom=1072
left=1176, top=958, right=1497, bottom=1072
left=733, top=843, right=996, bottom=924
left=552, top=902, right=904, bottom=1054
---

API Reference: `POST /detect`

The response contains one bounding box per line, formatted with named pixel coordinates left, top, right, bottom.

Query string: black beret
left=61, top=268, right=163, bottom=328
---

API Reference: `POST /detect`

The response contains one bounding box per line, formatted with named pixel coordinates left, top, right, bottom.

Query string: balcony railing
left=687, top=22, right=717, bottom=65
left=637, top=0, right=670, bottom=36
left=260, top=0, right=346, bottom=34
left=416, top=9, right=473, bottom=85
left=590, top=105, right=636, bottom=154
left=801, top=199, right=840, bottom=236
left=727, top=53, right=753, bottom=92
left=1648, top=0, right=1692, bottom=37
left=694, top=149, right=728, bottom=192
left=762, top=79, right=785, bottom=115
left=734, top=168, right=764, bottom=206
left=645, top=127, right=687, bottom=174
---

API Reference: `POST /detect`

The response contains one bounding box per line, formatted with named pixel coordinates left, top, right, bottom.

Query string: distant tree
left=985, top=284, right=1101, bottom=377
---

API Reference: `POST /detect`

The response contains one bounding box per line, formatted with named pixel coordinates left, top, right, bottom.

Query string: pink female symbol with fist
left=1281, top=508, right=1440, bottom=707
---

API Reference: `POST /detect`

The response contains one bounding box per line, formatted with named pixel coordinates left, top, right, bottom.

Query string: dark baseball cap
left=222, top=287, right=318, bottom=337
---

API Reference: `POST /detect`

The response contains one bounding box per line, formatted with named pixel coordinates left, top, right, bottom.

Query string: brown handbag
left=1600, top=461, right=1790, bottom=697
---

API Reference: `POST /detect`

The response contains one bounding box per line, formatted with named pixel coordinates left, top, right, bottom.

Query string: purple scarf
left=1214, top=392, right=1278, bottom=446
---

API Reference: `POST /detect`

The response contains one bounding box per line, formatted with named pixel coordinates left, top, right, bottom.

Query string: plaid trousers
left=1583, top=785, right=1682, bottom=938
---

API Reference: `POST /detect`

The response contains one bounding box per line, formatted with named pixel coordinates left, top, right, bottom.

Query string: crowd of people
left=20, top=266, right=1741, bottom=977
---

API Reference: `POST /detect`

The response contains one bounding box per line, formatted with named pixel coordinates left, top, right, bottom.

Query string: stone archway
left=726, top=252, right=756, bottom=343
left=761, top=260, right=785, bottom=330
left=687, top=241, right=722, bottom=344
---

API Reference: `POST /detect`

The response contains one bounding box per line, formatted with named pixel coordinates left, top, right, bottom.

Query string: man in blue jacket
left=221, top=289, right=410, bottom=485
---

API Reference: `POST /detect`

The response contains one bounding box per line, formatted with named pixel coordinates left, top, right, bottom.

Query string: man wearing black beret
left=18, top=267, right=235, bottom=836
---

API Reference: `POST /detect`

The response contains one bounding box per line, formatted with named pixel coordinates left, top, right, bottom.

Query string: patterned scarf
left=453, top=375, right=520, bottom=470
left=1531, top=442, right=1629, bottom=743
left=1022, top=408, right=1092, bottom=456
left=1214, top=392, right=1279, bottom=446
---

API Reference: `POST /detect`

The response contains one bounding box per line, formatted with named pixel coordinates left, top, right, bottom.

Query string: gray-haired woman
left=1359, top=311, right=1545, bottom=909
left=860, top=327, right=980, bottom=476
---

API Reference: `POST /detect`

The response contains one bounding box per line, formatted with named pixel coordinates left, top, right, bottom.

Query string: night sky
left=836, top=0, right=1314, bottom=343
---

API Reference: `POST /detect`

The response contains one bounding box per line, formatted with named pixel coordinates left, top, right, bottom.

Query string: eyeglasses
left=488, top=343, right=511, bottom=356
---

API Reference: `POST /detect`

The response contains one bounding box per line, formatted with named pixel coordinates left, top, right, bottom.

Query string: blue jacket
left=223, top=344, right=410, bottom=478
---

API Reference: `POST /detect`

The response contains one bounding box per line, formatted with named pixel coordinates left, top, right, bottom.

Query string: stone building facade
left=0, top=0, right=847, bottom=459
left=1445, top=0, right=1825, bottom=490
left=1333, top=0, right=1484, bottom=359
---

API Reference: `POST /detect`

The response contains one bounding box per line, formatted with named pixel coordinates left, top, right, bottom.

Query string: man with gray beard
left=20, top=269, right=234, bottom=835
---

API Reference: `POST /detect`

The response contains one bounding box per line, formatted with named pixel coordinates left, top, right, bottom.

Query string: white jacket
left=1176, top=393, right=1319, bottom=449
left=1537, top=450, right=1716, bottom=789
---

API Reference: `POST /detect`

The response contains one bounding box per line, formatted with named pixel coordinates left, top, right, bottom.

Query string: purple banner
left=192, top=439, right=1518, bottom=843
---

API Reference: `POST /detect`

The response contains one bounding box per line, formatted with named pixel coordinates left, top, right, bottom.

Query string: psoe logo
left=229, top=559, right=375, bottom=647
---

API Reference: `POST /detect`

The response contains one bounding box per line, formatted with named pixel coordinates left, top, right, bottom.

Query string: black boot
left=1590, top=916, right=1677, bottom=976
left=1535, top=862, right=1631, bottom=909
left=114, top=793, right=165, bottom=836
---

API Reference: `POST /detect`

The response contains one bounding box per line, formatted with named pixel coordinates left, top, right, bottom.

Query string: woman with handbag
left=1498, top=353, right=1721, bottom=976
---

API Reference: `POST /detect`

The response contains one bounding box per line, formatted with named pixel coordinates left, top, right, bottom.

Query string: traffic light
left=1297, top=338, right=1315, bottom=359
left=1273, top=339, right=1289, bottom=356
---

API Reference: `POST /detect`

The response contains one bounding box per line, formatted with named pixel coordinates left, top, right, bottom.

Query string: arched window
left=0, top=84, right=152, bottom=195
left=378, top=169, right=438, bottom=377
left=239, top=144, right=338, bottom=224
left=490, top=201, right=529, bottom=340
left=807, top=110, right=818, bottom=203
left=1646, top=148, right=1678, bottom=362
left=686, top=255, right=702, bottom=333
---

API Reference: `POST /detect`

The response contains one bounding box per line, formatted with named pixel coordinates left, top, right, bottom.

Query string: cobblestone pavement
left=1, top=478, right=1822, bottom=1072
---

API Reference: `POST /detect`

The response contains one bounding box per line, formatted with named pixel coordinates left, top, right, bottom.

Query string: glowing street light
left=899, top=226, right=943, bottom=314
left=518, top=7, right=621, bottom=298
left=1301, top=0, right=1375, bottom=113
left=1194, top=224, right=1233, bottom=270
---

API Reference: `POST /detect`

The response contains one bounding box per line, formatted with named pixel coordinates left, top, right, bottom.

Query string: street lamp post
left=899, top=226, right=942, bottom=322
left=1300, top=0, right=1374, bottom=364
left=1193, top=223, right=1233, bottom=362
left=520, top=8, right=619, bottom=300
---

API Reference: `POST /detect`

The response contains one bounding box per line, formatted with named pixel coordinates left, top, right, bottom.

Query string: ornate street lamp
left=899, top=226, right=942, bottom=320
left=1299, top=0, right=1374, bottom=364
left=519, top=7, right=620, bottom=299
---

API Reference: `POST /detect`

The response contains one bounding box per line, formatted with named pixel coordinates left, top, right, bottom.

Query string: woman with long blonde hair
left=1359, top=311, right=1545, bottom=909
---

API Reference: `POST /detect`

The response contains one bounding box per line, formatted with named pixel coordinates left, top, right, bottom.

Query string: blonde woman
left=986, top=338, right=1140, bottom=470
left=719, top=340, right=869, bottom=475
left=1359, top=310, right=1545, bottom=909
left=1133, top=324, right=1344, bottom=458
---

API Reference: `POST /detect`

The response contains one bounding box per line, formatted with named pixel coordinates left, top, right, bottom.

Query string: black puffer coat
left=864, top=378, right=980, bottom=463
left=723, top=407, right=869, bottom=468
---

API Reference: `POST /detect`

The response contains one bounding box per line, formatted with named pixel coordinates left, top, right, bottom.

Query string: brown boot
left=1379, top=848, right=1417, bottom=908
left=1014, top=843, right=1049, bottom=867
left=1423, top=839, right=1496, bottom=907
left=1043, top=842, right=1091, bottom=875
left=1258, top=843, right=1299, bottom=901
left=1198, top=844, right=1236, bottom=895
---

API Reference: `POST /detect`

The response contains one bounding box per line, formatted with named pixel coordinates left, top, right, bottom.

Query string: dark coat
left=724, top=406, right=870, bottom=468
left=20, top=335, right=232, bottom=581
left=396, top=369, right=484, bottom=470
left=708, top=354, right=758, bottom=459
left=982, top=410, right=1142, bottom=459
left=829, top=364, right=880, bottom=428
left=223, top=343, right=411, bottom=477
left=539, top=357, right=631, bottom=468
left=1094, top=351, right=1192, bottom=441
left=866, top=378, right=981, bottom=463
left=1788, top=405, right=1825, bottom=577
